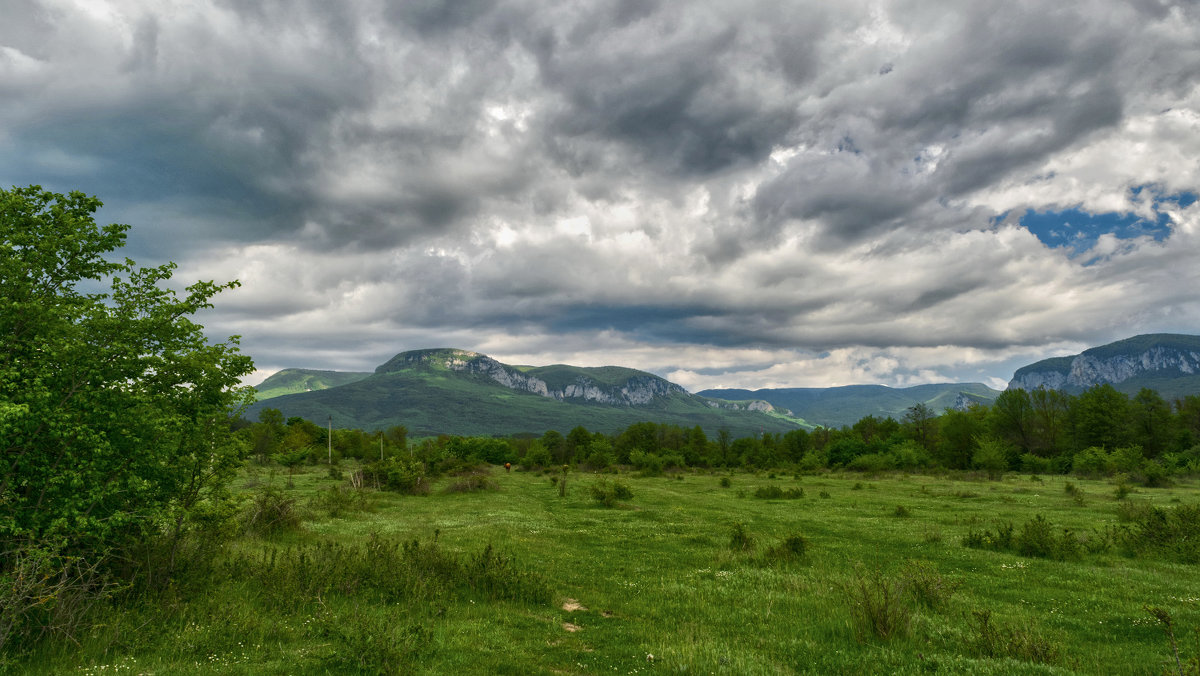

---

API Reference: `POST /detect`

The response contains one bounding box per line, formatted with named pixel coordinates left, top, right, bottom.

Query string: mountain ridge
left=1008, top=333, right=1200, bottom=397
left=249, top=348, right=803, bottom=437
left=697, top=383, right=1001, bottom=429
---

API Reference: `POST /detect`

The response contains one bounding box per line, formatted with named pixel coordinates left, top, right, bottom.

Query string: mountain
left=696, top=383, right=1002, bottom=429
left=1008, top=333, right=1200, bottom=398
left=254, top=368, right=371, bottom=400
left=246, top=348, right=805, bottom=437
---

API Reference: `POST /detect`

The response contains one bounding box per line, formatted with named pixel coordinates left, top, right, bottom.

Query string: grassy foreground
left=22, top=466, right=1200, bottom=674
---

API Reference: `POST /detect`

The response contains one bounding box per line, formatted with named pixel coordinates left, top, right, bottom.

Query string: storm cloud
left=4, top=0, right=1200, bottom=390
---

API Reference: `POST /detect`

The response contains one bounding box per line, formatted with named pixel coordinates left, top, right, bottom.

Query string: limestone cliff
left=1008, top=334, right=1200, bottom=392
left=377, top=348, right=689, bottom=406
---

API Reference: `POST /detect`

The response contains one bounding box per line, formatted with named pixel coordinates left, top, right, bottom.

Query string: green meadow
left=21, top=466, right=1200, bottom=675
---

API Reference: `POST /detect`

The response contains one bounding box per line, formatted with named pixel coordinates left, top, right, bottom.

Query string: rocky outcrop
left=704, top=398, right=781, bottom=414
left=1007, top=335, right=1200, bottom=391
left=381, top=349, right=685, bottom=406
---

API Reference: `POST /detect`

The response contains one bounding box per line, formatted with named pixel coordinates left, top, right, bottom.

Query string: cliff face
left=378, top=348, right=690, bottom=406
left=1008, top=335, right=1200, bottom=391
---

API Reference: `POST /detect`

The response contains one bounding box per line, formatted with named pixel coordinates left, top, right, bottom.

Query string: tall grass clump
left=728, top=523, right=755, bottom=552
left=225, top=532, right=551, bottom=610
left=1119, top=503, right=1200, bottom=564
left=242, top=486, right=303, bottom=536
left=842, top=564, right=911, bottom=640
left=0, top=545, right=118, bottom=658
left=967, top=608, right=1062, bottom=665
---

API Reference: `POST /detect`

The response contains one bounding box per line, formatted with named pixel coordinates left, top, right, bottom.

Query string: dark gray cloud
left=4, top=0, right=1200, bottom=389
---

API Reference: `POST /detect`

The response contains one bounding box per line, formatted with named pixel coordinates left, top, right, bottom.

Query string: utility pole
left=327, top=415, right=332, bottom=464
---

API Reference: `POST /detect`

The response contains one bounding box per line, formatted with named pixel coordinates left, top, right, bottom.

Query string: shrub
left=1016, top=515, right=1057, bottom=558
left=893, top=505, right=911, bottom=518
left=1141, top=460, right=1170, bottom=488
left=728, top=523, right=755, bottom=552
left=764, top=533, right=808, bottom=562
left=243, top=486, right=303, bottom=536
left=1110, top=445, right=1145, bottom=474
left=361, top=457, right=430, bottom=495
left=719, top=476, right=732, bottom=488
left=1072, top=446, right=1111, bottom=477
left=589, top=479, right=633, bottom=507
left=0, top=545, right=117, bottom=655
left=310, top=485, right=369, bottom=518
left=1020, top=453, right=1052, bottom=474
left=1119, top=503, right=1200, bottom=564
left=847, top=453, right=896, bottom=473
left=753, top=486, right=804, bottom=499
left=973, top=437, right=1011, bottom=479
left=901, top=560, right=958, bottom=611
left=968, top=609, right=1061, bottom=664
left=444, top=471, right=499, bottom=494
left=521, top=443, right=552, bottom=469
left=843, top=564, right=911, bottom=640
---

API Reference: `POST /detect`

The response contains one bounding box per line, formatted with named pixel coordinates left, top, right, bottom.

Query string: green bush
left=243, top=486, right=303, bottom=536
left=589, top=479, right=633, bottom=507
left=444, top=471, right=499, bottom=494
left=728, top=522, right=755, bottom=552
left=362, top=457, right=430, bottom=495
left=764, top=533, right=808, bottom=562
left=1119, top=503, right=1200, bottom=564
left=1020, top=453, right=1053, bottom=474
left=901, top=560, right=958, bottom=611
left=968, top=609, right=1061, bottom=664
left=1072, top=447, right=1112, bottom=477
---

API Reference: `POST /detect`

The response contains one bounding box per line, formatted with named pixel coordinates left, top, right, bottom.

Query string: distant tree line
left=241, top=383, right=1200, bottom=482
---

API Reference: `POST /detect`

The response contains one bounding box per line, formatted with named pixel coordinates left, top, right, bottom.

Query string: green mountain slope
left=254, top=368, right=372, bottom=401
left=246, top=349, right=804, bottom=437
left=697, top=383, right=1001, bottom=429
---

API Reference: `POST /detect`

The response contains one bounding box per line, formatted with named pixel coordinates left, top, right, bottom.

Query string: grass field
left=20, top=466, right=1200, bottom=674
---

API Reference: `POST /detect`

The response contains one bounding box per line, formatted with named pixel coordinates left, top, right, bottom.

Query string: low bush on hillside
left=243, top=486, right=304, bottom=536
left=309, top=485, right=371, bottom=518
left=962, top=515, right=1087, bottom=560
left=728, top=522, right=755, bottom=552
left=1118, top=503, right=1200, bottom=564
left=763, top=533, right=808, bottom=563
left=589, top=479, right=633, bottom=507
left=360, top=457, right=431, bottom=495
left=753, top=485, right=804, bottom=499
left=444, top=470, right=499, bottom=494
left=967, top=608, right=1062, bottom=665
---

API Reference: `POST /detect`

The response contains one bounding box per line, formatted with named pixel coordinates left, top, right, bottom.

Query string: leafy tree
left=1028, top=387, right=1070, bottom=457
left=989, top=389, right=1035, bottom=452
left=1130, top=388, right=1173, bottom=457
left=1071, top=384, right=1132, bottom=450
left=937, top=407, right=985, bottom=469
left=903, top=403, right=937, bottom=451
left=0, top=185, right=253, bottom=561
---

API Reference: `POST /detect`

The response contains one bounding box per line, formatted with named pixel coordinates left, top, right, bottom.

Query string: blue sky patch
left=1015, top=188, right=1195, bottom=257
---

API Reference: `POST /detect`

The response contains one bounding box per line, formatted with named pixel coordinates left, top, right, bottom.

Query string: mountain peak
left=375, top=348, right=484, bottom=374
left=1009, top=333, right=1200, bottom=395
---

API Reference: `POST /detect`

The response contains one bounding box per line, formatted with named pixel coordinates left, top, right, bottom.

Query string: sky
left=4, top=0, right=1200, bottom=392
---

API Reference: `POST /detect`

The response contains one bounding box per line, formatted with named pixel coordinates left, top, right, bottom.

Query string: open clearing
left=28, top=466, right=1200, bottom=674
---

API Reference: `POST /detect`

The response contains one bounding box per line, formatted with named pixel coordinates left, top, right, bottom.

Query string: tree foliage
left=0, top=186, right=254, bottom=558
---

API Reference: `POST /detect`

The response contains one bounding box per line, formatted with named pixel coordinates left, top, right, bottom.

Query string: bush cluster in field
left=753, top=485, right=804, bottom=499
left=962, top=502, right=1200, bottom=563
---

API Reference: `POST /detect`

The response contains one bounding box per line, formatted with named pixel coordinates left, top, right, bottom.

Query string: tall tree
left=0, top=185, right=253, bottom=559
